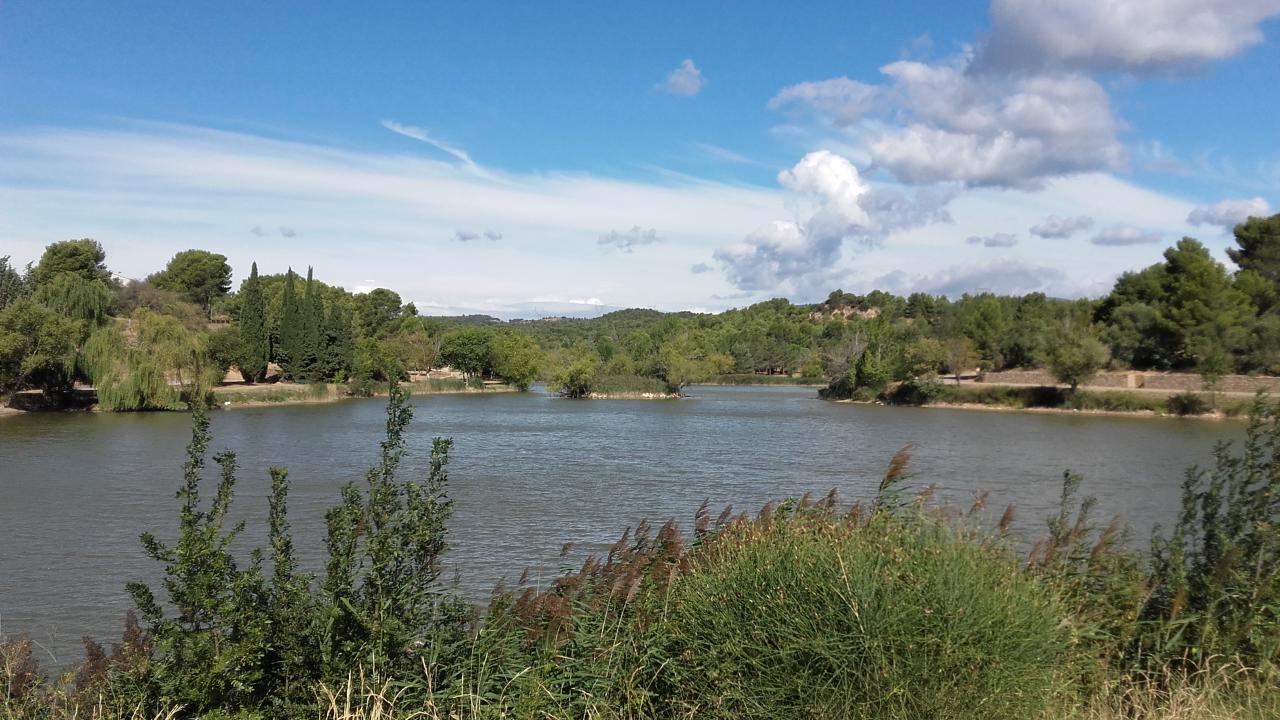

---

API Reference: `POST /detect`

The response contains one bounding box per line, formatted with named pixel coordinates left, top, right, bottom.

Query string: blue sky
left=2, top=1, right=1278, bottom=316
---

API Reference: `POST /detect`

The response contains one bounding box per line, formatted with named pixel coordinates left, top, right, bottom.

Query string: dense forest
left=2, top=213, right=1278, bottom=409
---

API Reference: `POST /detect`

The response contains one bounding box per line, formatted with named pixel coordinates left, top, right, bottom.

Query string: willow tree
left=33, top=271, right=113, bottom=337
left=83, top=309, right=221, bottom=411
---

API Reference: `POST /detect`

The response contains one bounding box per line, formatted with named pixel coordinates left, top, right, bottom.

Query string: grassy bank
left=869, top=380, right=1255, bottom=418
left=5, top=392, right=1279, bottom=719
left=212, top=378, right=514, bottom=407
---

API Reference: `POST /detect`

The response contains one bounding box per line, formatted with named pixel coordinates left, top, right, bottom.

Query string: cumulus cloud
left=874, top=259, right=1071, bottom=297
left=967, top=233, right=1018, bottom=248
left=976, top=0, right=1280, bottom=74
left=856, top=185, right=957, bottom=235
left=768, top=77, right=880, bottom=125
left=1090, top=225, right=1163, bottom=246
left=689, top=262, right=712, bottom=274
left=867, top=61, right=1126, bottom=188
left=598, top=226, right=661, bottom=252
left=715, top=151, right=871, bottom=294
left=661, top=59, right=704, bottom=96
left=1186, top=197, right=1272, bottom=230
left=454, top=228, right=502, bottom=242
left=1030, top=214, right=1094, bottom=238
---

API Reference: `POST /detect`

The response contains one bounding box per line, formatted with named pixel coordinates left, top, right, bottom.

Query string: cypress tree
left=239, top=262, right=269, bottom=383
left=323, top=302, right=354, bottom=381
left=300, top=267, right=322, bottom=381
left=279, top=269, right=301, bottom=380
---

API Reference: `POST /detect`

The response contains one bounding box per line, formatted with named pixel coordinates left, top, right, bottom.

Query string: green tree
left=1161, top=238, right=1253, bottom=368
left=1043, top=321, right=1110, bottom=394
left=0, top=256, right=31, bottom=311
left=943, top=337, right=979, bottom=385
left=355, top=288, right=402, bottom=338
left=83, top=310, right=222, bottom=411
left=298, top=267, right=322, bottom=380
left=32, top=238, right=111, bottom=286
left=278, top=270, right=302, bottom=380
left=439, top=328, right=493, bottom=379
left=238, top=263, right=269, bottom=382
left=0, top=298, right=80, bottom=402
left=32, top=271, right=113, bottom=335
left=1226, top=213, right=1280, bottom=288
left=322, top=302, right=355, bottom=381
left=551, top=355, right=598, bottom=398
left=147, top=249, right=233, bottom=318
left=491, top=332, right=543, bottom=390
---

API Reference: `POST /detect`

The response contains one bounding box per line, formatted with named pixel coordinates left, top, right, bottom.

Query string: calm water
left=0, top=385, right=1245, bottom=664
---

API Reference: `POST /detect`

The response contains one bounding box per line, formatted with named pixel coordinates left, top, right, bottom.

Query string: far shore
left=834, top=397, right=1248, bottom=422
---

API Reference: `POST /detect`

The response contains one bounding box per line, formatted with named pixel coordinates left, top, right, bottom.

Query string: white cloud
left=868, top=62, right=1126, bottom=188
left=598, top=226, right=661, bottom=252
left=768, top=77, right=880, bottom=125
left=382, top=119, right=489, bottom=177
left=977, top=0, right=1280, bottom=74
left=1090, top=225, right=1164, bottom=246
left=714, top=151, right=874, bottom=295
left=1186, top=197, right=1272, bottom=231
left=661, top=59, right=704, bottom=96
left=1030, top=214, right=1094, bottom=238
left=966, top=232, right=1018, bottom=248
left=874, top=259, right=1073, bottom=297
left=689, top=262, right=712, bottom=274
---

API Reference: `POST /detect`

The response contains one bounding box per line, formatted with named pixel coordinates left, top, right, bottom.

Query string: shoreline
left=833, top=397, right=1248, bottom=422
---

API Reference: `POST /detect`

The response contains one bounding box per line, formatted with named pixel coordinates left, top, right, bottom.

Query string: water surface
left=0, top=386, right=1244, bottom=664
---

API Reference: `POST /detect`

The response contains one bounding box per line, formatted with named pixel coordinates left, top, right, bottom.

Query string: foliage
left=0, top=255, right=32, bottom=311
left=352, top=337, right=407, bottom=385
left=1044, top=320, right=1110, bottom=392
left=491, top=331, right=543, bottom=390
left=33, top=271, right=114, bottom=336
left=277, top=269, right=302, bottom=380
left=0, top=298, right=80, bottom=401
left=551, top=356, right=598, bottom=397
left=354, top=288, right=403, bottom=338
left=1227, top=214, right=1280, bottom=289
left=1166, top=391, right=1211, bottom=416
left=1139, top=396, right=1280, bottom=675
left=942, top=336, right=980, bottom=383
left=147, top=249, right=233, bottom=318
left=237, top=263, right=269, bottom=383
left=439, top=327, right=493, bottom=378
left=31, top=239, right=111, bottom=286
left=82, top=311, right=221, bottom=411
left=114, top=280, right=206, bottom=330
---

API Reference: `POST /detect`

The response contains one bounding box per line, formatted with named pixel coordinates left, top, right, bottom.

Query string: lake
left=0, top=385, right=1246, bottom=665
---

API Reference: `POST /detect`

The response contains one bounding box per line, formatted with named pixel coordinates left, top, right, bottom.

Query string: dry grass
left=1070, top=663, right=1279, bottom=720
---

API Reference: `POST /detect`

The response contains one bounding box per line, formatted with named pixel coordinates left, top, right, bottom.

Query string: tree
left=148, top=250, right=233, bottom=318
left=439, top=328, right=493, bottom=379
left=491, top=333, right=543, bottom=390
left=278, top=270, right=302, bottom=379
left=387, top=324, right=440, bottom=373
left=82, top=310, right=222, bottom=411
left=238, top=263, right=269, bottom=383
left=32, top=271, right=113, bottom=335
left=355, top=288, right=402, bottom=338
left=0, top=298, right=80, bottom=402
left=298, top=267, right=322, bottom=380
left=942, top=337, right=979, bottom=385
left=1161, top=238, right=1253, bottom=368
left=1226, top=213, right=1280, bottom=288
left=32, top=238, right=111, bottom=286
left=0, top=256, right=31, bottom=311
left=551, top=356, right=597, bottom=398
left=1043, top=321, right=1110, bottom=394
left=322, top=302, right=355, bottom=381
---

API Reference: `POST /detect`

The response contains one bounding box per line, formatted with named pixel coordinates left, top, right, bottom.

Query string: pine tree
left=279, top=269, right=301, bottom=380
left=239, top=262, right=269, bottom=382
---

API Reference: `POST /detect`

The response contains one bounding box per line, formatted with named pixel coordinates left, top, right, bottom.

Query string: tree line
left=2, top=213, right=1278, bottom=408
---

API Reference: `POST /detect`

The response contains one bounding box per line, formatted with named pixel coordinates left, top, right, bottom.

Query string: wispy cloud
left=454, top=229, right=503, bottom=242
left=598, top=226, right=661, bottom=252
left=382, top=119, right=489, bottom=177
left=1090, top=225, right=1163, bottom=246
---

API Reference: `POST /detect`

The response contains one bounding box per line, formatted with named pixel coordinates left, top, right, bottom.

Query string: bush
left=1166, top=391, right=1210, bottom=416
left=657, top=514, right=1077, bottom=719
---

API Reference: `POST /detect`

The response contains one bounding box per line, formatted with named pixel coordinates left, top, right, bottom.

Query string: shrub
left=1166, top=391, right=1210, bottom=416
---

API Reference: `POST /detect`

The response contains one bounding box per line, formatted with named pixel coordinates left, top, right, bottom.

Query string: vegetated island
left=4, top=386, right=1278, bottom=719
left=2, top=213, right=1279, bottom=417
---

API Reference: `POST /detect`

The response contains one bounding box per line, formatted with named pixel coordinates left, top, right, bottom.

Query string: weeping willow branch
left=82, top=309, right=221, bottom=411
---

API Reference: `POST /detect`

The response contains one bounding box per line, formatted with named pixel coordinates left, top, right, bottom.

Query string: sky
left=1, top=1, right=1278, bottom=318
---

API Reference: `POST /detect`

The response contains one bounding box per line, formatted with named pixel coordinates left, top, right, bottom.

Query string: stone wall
left=979, top=369, right=1280, bottom=394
